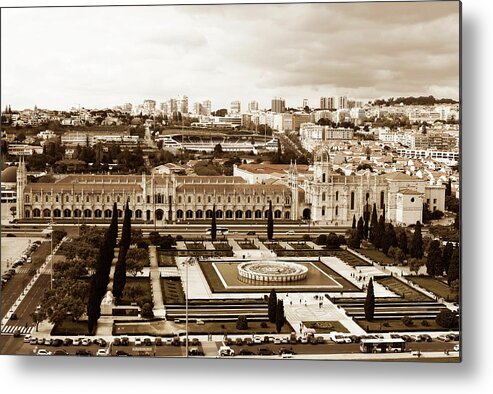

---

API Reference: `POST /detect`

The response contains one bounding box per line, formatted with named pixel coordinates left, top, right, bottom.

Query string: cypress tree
left=442, top=242, right=454, bottom=272
left=356, top=216, right=364, bottom=241
left=382, top=203, right=385, bottom=222
left=447, top=247, right=460, bottom=285
left=211, top=204, right=217, bottom=241
left=275, top=299, right=285, bottom=333
left=113, top=202, right=131, bottom=300
left=268, top=289, right=277, bottom=323
left=374, top=215, right=385, bottom=249
left=398, top=230, right=409, bottom=256
left=267, top=200, right=274, bottom=240
left=426, top=239, right=443, bottom=277
left=364, top=278, right=375, bottom=321
left=410, top=221, right=424, bottom=259
left=369, top=203, right=378, bottom=243
left=382, top=223, right=397, bottom=255
left=352, top=215, right=356, bottom=229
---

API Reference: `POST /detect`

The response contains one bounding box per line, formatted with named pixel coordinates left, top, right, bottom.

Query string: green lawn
left=158, top=254, right=177, bottom=267
left=376, top=277, right=432, bottom=302
left=289, top=242, right=312, bottom=250
left=212, top=242, right=232, bottom=251
left=161, top=277, right=185, bottom=304
left=51, top=319, right=90, bottom=336
left=406, top=276, right=456, bottom=300
left=265, top=243, right=285, bottom=251
left=237, top=241, right=258, bottom=250
left=358, top=248, right=396, bottom=265
left=173, top=320, right=293, bottom=335
left=120, top=277, right=152, bottom=306
left=356, top=318, right=446, bottom=332
left=333, top=250, right=372, bottom=267
left=303, top=321, right=349, bottom=333
left=186, top=242, right=206, bottom=251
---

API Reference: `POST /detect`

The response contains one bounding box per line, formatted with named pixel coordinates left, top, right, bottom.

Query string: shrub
left=236, top=315, right=249, bottom=330
left=421, top=320, right=430, bottom=327
left=302, top=234, right=311, bottom=241
left=137, top=240, right=149, bottom=249
left=315, top=234, right=327, bottom=245
left=382, top=322, right=390, bottom=327
left=260, top=322, right=268, bottom=328
left=141, top=303, right=154, bottom=318
left=176, top=235, right=183, bottom=241
left=436, top=309, right=459, bottom=329
left=401, top=316, right=414, bottom=326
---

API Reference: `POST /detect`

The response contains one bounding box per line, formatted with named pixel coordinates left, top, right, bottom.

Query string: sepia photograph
left=1, top=0, right=461, bottom=362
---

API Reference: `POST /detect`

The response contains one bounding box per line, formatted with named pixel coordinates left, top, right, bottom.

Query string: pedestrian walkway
left=1, top=324, right=34, bottom=335
left=149, top=246, right=165, bottom=317
left=201, top=340, right=219, bottom=356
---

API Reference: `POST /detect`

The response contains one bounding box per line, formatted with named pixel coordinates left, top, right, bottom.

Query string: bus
left=206, top=227, right=229, bottom=236
left=359, top=338, right=406, bottom=353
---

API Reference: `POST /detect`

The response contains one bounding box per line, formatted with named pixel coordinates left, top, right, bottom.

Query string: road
left=1, top=335, right=459, bottom=358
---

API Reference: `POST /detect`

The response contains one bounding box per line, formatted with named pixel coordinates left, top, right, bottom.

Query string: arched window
left=255, top=210, right=262, bottom=219
left=107, top=196, right=110, bottom=203
left=216, top=210, right=223, bottom=218
left=186, top=210, right=193, bottom=219
left=335, top=206, right=339, bottom=216
left=226, top=210, right=233, bottom=218
left=63, top=209, right=71, bottom=218
left=245, top=210, right=252, bottom=219
left=84, top=209, right=92, bottom=218
left=197, top=196, right=201, bottom=203
left=336, top=191, right=339, bottom=201
left=43, top=209, right=51, bottom=218
left=322, top=173, right=326, bottom=183
left=94, top=209, right=102, bottom=218
left=75, top=209, right=83, bottom=218
left=218, top=197, right=221, bottom=203
left=55, top=195, right=59, bottom=203
left=117, top=209, right=123, bottom=218
left=235, top=210, right=243, bottom=219
left=286, top=197, right=290, bottom=204
left=156, top=209, right=165, bottom=220
left=33, top=209, right=41, bottom=217
left=208, top=196, right=211, bottom=203
left=177, top=210, right=184, bottom=219
left=247, top=196, right=251, bottom=204
left=227, top=196, right=231, bottom=203
left=205, top=210, right=213, bottom=219
left=103, top=209, right=111, bottom=218
left=196, top=210, right=203, bottom=219
left=35, top=195, right=39, bottom=203
left=45, top=195, right=49, bottom=202
left=322, top=206, right=326, bottom=216
left=86, top=195, right=90, bottom=203
left=178, top=196, right=182, bottom=204
left=380, top=191, right=385, bottom=209
left=237, top=196, right=241, bottom=203
left=25, top=195, right=30, bottom=203
left=24, top=210, right=30, bottom=218
left=276, top=196, right=280, bottom=204
left=322, top=192, right=326, bottom=202
left=65, top=195, right=69, bottom=203
left=187, top=196, right=191, bottom=204
left=274, top=210, right=282, bottom=219
left=284, top=211, right=290, bottom=219
left=135, top=210, right=142, bottom=219
left=350, top=192, right=355, bottom=210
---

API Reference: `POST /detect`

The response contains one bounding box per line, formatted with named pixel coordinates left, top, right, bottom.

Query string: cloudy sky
left=1, top=1, right=460, bottom=111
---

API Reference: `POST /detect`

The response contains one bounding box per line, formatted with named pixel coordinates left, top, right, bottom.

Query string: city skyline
left=1, top=2, right=459, bottom=110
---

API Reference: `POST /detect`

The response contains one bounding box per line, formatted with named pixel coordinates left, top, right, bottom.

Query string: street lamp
left=181, top=256, right=196, bottom=357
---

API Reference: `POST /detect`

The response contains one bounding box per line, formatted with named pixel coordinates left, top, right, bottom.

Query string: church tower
left=289, top=160, right=299, bottom=221
left=16, top=155, right=27, bottom=219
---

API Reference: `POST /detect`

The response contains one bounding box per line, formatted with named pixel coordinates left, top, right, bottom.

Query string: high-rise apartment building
left=143, top=99, right=156, bottom=114
left=202, top=100, right=212, bottom=116
left=248, top=100, right=259, bottom=112
left=320, top=97, right=336, bottom=110
left=271, top=97, right=285, bottom=113
left=231, top=100, right=241, bottom=114
left=337, top=96, right=348, bottom=109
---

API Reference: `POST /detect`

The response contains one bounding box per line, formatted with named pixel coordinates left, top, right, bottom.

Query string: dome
left=1, top=166, right=17, bottom=183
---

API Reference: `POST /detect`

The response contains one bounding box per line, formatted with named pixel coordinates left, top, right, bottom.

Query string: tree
left=348, top=229, right=361, bottom=249
left=275, top=300, right=285, bottom=333
left=356, top=216, right=364, bottom=241
left=268, top=289, right=277, bottom=323
left=408, top=258, right=422, bottom=275
left=447, top=247, right=460, bottom=285
left=326, top=233, right=341, bottom=249
left=369, top=204, right=378, bottom=243
left=236, top=315, right=249, bottom=330
left=442, top=242, right=454, bottom=272
left=363, top=203, right=370, bottom=239
left=126, top=248, right=148, bottom=277
left=141, top=303, right=154, bottom=318
left=364, top=278, right=375, bottom=321
left=113, top=202, right=131, bottom=300
left=213, top=143, right=223, bottom=157
left=388, top=246, right=405, bottom=264
left=382, top=223, right=397, bottom=255
left=352, top=215, right=356, bottom=229
left=410, top=221, right=424, bottom=259
left=435, top=309, right=458, bottom=329
left=211, top=204, right=217, bottom=241
left=373, top=215, right=385, bottom=249
left=426, top=240, right=443, bottom=277
left=267, top=200, right=274, bottom=240
left=397, top=230, right=409, bottom=256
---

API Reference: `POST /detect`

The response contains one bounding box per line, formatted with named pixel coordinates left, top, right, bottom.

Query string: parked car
left=75, top=350, right=92, bottom=356
left=245, top=338, right=254, bottom=346
left=30, top=338, right=38, bottom=345
left=281, top=336, right=289, bottom=344
left=63, top=338, right=73, bottom=346
left=436, top=335, right=450, bottom=342
left=24, top=335, right=32, bottom=343
left=81, top=338, right=91, bottom=346
left=134, top=337, right=142, bottom=346
left=52, top=339, right=63, bottom=347
left=420, top=334, right=432, bottom=342
left=286, top=230, right=296, bottom=235
left=238, top=348, right=254, bottom=355
left=235, top=338, right=244, bottom=346
left=155, top=337, right=163, bottom=346
left=253, top=336, right=262, bottom=345
left=273, top=337, right=282, bottom=344
left=279, top=347, right=295, bottom=355
left=121, top=337, right=129, bottom=346
left=263, top=336, right=271, bottom=344
left=36, top=349, right=52, bottom=356
left=188, top=347, right=203, bottom=356
left=13, top=330, right=21, bottom=338
left=218, top=346, right=235, bottom=357
left=53, top=350, right=69, bottom=356
left=453, top=344, right=460, bottom=352
left=72, top=338, right=81, bottom=346
left=96, top=349, right=110, bottom=357
left=257, top=348, right=274, bottom=356
left=45, top=338, right=54, bottom=346
left=112, top=338, right=121, bottom=346
left=115, top=350, right=131, bottom=356
left=37, top=338, right=46, bottom=345
left=246, top=231, right=256, bottom=235
left=300, top=336, right=308, bottom=344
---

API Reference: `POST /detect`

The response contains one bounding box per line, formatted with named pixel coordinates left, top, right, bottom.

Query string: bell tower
left=289, top=160, right=299, bottom=221
left=16, top=155, right=27, bottom=219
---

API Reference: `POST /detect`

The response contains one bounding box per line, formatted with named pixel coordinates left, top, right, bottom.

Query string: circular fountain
left=237, top=261, right=308, bottom=283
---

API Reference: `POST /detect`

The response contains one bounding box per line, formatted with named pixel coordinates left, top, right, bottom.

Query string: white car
left=134, top=337, right=142, bottom=346
left=300, top=336, right=308, bottom=344
left=453, top=344, right=460, bottom=352
left=286, top=230, right=296, bottom=235
left=273, top=337, right=282, bottom=344
left=37, top=349, right=52, bottom=356
left=24, top=335, right=32, bottom=343
left=81, top=338, right=91, bottom=346
left=96, top=349, right=109, bottom=357
left=253, top=336, right=262, bottom=344
left=72, top=338, right=81, bottom=346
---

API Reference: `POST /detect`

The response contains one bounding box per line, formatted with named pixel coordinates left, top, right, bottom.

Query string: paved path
left=201, top=340, right=219, bottom=356
left=149, top=246, right=165, bottom=317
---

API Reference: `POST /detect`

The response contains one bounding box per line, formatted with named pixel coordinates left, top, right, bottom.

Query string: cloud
left=1, top=2, right=460, bottom=110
